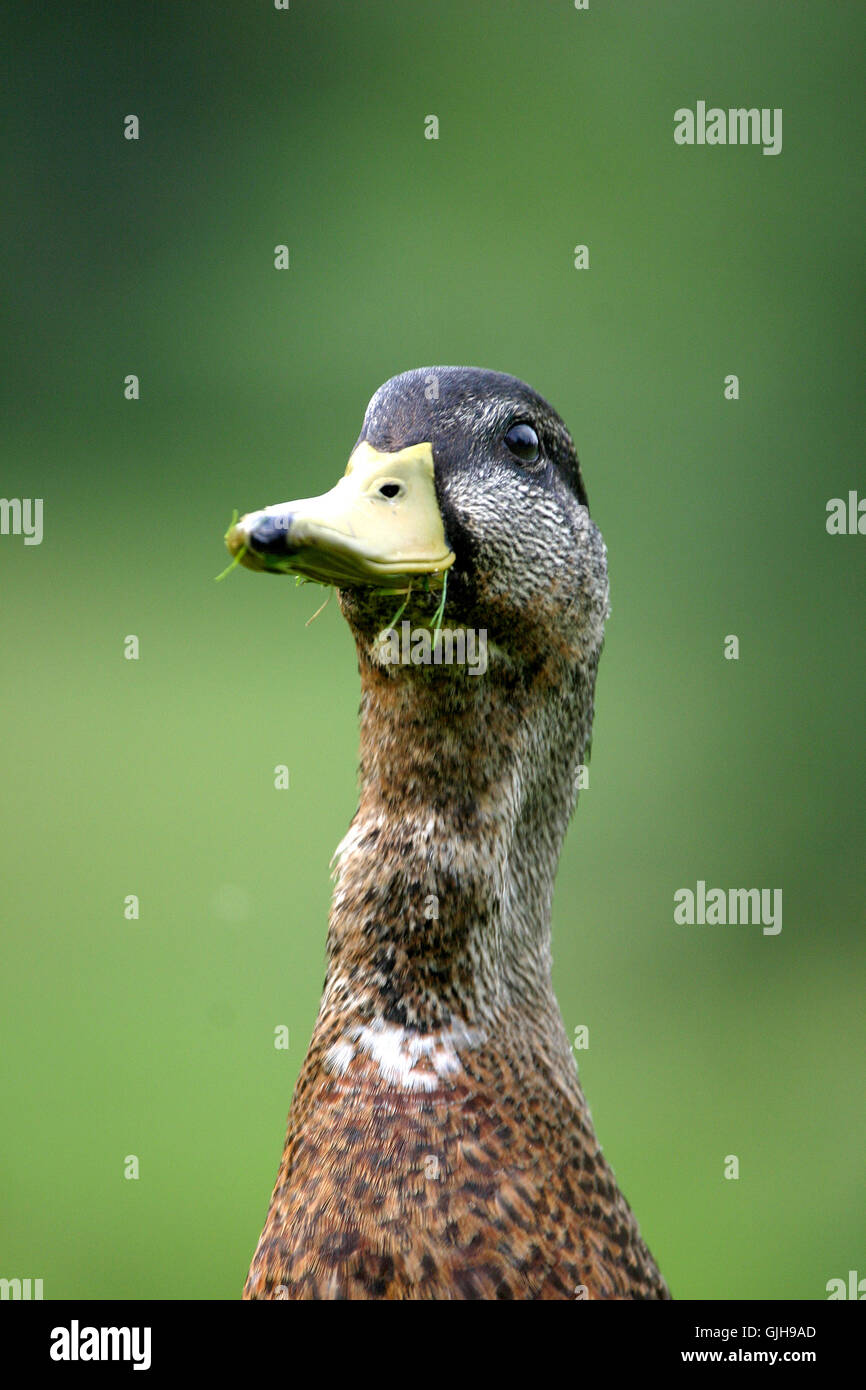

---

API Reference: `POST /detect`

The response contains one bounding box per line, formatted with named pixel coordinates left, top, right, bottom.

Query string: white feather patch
left=324, top=1017, right=486, bottom=1091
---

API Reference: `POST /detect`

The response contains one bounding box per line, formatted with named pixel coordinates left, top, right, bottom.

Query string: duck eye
left=504, top=422, right=540, bottom=463
left=377, top=482, right=403, bottom=499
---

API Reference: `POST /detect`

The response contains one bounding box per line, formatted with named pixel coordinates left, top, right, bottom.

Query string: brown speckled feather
left=245, top=1033, right=667, bottom=1299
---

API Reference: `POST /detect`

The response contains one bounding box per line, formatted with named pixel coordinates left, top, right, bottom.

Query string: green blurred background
left=2, top=1, right=864, bottom=1300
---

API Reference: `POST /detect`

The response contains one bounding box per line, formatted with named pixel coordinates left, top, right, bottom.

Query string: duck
left=225, top=366, right=670, bottom=1300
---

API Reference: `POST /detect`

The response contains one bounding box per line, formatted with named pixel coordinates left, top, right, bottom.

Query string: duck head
left=226, top=366, right=608, bottom=669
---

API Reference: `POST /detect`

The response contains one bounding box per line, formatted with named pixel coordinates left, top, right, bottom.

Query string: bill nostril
left=249, top=515, right=292, bottom=554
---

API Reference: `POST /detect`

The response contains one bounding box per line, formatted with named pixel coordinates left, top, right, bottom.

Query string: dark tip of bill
left=248, top=514, right=293, bottom=556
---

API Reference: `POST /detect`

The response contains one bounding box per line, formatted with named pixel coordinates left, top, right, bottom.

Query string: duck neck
left=321, top=639, right=598, bottom=1035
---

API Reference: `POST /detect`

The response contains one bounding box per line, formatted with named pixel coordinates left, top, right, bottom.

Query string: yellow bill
left=225, top=441, right=455, bottom=587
